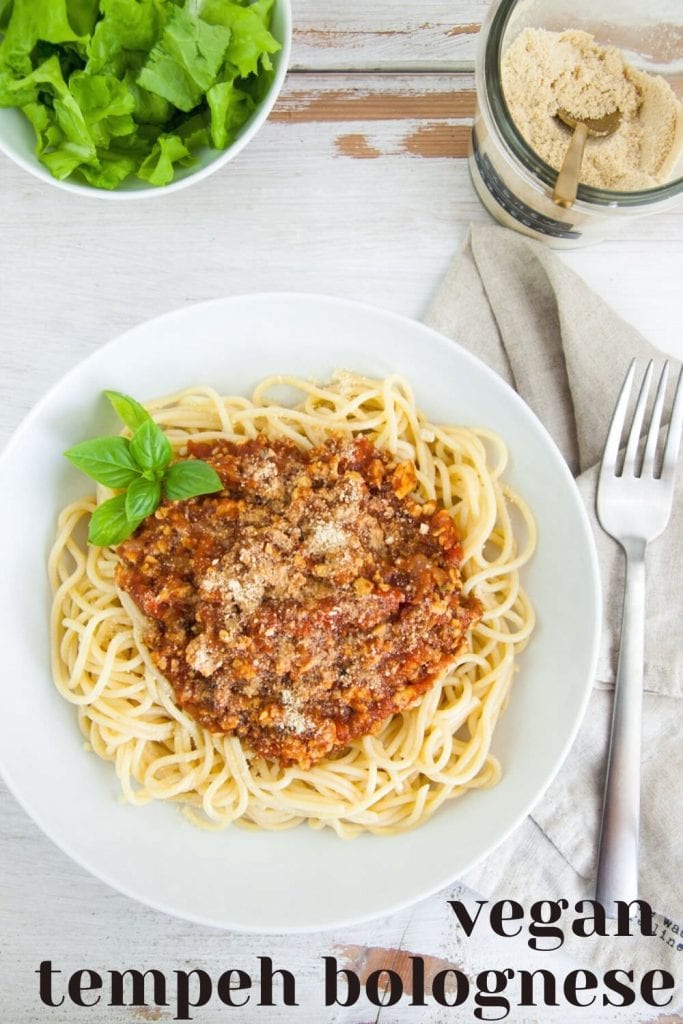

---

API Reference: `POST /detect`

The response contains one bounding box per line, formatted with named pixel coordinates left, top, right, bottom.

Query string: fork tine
left=623, top=360, right=653, bottom=476
left=661, top=364, right=683, bottom=482
left=602, top=360, right=636, bottom=475
left=641, top=362, right=669, bottom=477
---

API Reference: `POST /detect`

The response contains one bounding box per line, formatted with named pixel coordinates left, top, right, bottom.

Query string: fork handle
left=595, top=540, right=645, bottom=914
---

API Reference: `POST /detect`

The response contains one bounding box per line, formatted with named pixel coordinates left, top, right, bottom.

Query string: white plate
left=0, top=294, right=601, bottom=932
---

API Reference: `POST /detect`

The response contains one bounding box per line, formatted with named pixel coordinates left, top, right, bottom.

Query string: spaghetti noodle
left=49, top=373, right=535, bottom=837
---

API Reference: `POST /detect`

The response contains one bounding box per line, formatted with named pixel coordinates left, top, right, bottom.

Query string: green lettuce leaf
left=137, top=132, right=191, bottom=185
left=124, top=70, right=173, bottom=125
left=87, top=0, right=168, bottom=76
left=137, top=6, right=232, bottom=112
left=20, top=100, right=51, bottom=147
left=42, top=142, right=94, bottom=179
left=207, top=76, right=253, bottom=148
left=69, top=71, right=136, bottom=147
left=78, top=150, right=138, bottom=188
left=176, top=110, right=210, bottom=149
left=0, top=0, right=13, bottom=31
left=0, top=53, right=74, bottom=122
left=197, top=0, right=280, bottom=77
left=223, top=4, right=279, bottom=78
left=67, top=0, right=101, bottom=37
left=0, top=0, right=84, bottom=74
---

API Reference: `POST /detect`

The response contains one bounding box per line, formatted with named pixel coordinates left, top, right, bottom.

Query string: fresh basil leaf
left=88, top=493, right=140, bottom=546
left=129, top=417, right=173, bottom=471
left=104, top=389, right=151, bottom=432
left=64, top=436, right=141, bottom=487
left=125, top=475, right=161, bottom=521
left=163, top=460, right=223, bottom=500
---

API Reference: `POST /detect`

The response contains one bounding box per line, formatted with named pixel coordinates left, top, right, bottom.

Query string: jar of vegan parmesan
left=470, top=0, right=683, bottom=247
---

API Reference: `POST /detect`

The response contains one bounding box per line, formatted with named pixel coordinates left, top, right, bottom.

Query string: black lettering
left=518, top=969, right=558, bottom=1006
left=603, top=969, right=636, bottom=1007
left=366, top=969, right=402, bottom=1007
left=528, top=900, right=568, bottom=951
left=258, top=956, right=297, bottom=1007
left=68, top=970, right=102, bottom=1007
left=616, top=900, right=656, bottom=936
left=110, top=969, right=168, bottom=1007
left=447, top=900, right=489, bottom=936
left=490, top=901, right=524, bottom=938
left=175, top=969, right=211, bottom=1021
left=474, top=969, right=514, bottom=1022
left=640, top=970, right=674, bottom=1008
left=572, top=900, right=607, bottom=938
left=217, top=969, right=251, bottom=1008
left=564, top=970, right=597, bottom=1007
left=323, top=957, right=360, bottom=1007
left=432, top=969, right=469, bottom=1007
left=36, top=962, right=65, bottom=1008
left=409, top=956, right=426, bottom=1006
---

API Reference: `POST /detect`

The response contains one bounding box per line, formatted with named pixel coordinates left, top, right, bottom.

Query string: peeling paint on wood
left=332, top=125, right=471, bottom=160
left=272, top=87, right=477, bottom=123
left=446, top=23, right=480, bottom=37
left=336, top=945, right=462, bottom=994
left=401, top=123, right=471, bottom=158
left=294, top=23, right=480, bottom=49
left=289, top=1, right=489, bottom=70
left=132, top=1009, right=171, bottom=1022
left=335, top=134, right=382, bottom=159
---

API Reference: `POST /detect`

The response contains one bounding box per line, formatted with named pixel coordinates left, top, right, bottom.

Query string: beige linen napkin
left=425, top=224, right=682, bottom=1003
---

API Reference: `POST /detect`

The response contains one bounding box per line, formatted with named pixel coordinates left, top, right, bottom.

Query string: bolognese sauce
left=116, top=435, right=481, bottom=768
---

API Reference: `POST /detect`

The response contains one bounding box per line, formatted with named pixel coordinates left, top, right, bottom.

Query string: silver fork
left=595, top=359, right=683, bottom=912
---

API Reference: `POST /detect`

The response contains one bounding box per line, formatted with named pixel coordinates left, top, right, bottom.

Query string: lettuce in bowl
left=0, top=0, right=286, bottom=191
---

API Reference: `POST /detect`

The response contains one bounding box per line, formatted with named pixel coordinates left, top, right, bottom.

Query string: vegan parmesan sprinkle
left=116, top=434, right=481, bottom=768
left=502, top=28, right=683, bottom=190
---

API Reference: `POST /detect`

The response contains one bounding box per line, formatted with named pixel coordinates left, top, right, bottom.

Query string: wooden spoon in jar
left=552, top=107, right=622, bottom=208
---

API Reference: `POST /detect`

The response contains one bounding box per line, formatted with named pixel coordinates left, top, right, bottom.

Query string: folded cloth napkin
left=425, top=224, right=683, bottom=1004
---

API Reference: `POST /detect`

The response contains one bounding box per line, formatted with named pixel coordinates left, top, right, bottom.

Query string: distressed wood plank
left=272, top=79, right=476, bottom=124
left=290, top=1, right=487, bottom=71
left=1, top=71, right=683, bottom=447
left=272, top=72, right=476, bottom=159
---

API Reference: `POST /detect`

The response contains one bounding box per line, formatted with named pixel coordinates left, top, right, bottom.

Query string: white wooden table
left=1, top=4, right=681, bottom=1022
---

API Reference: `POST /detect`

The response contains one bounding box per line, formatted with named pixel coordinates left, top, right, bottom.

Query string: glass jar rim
left=483, top=0, right=683, bottom=207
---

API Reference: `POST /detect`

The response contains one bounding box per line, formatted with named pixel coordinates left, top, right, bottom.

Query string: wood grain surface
left=1, top=2, right=682, bottom=1022
left=290, top=0, right=488, bottom=70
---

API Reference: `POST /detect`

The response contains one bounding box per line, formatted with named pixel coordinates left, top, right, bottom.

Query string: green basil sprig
left=64, top=390, right=223, bottom=547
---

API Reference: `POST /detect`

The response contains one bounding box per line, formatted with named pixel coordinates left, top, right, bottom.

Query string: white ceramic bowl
left=0, top=1, right=291, bottom=200
left=0, top=294, right=601, bottom=932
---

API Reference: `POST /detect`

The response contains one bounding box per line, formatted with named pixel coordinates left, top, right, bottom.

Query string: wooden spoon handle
left=553, top=122, right=589, bottom=209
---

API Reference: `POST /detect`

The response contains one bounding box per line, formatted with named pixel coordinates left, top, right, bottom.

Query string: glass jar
left=469, top=0, right=683, bottom=247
